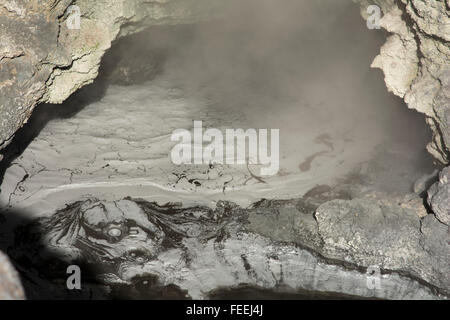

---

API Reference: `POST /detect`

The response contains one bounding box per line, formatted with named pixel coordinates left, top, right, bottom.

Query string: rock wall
left=356, top=0, right=450, bottom=163
left=355, top=0, right=450, bottom=227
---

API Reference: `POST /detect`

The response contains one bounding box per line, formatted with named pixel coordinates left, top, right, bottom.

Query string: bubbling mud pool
left=0, top=75, right=436, bottom=215
left=0, top=0, right=441, bottom=299
left=0, top=0, right=437, bottom=214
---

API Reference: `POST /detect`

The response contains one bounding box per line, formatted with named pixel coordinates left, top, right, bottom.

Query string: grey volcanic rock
left=428, top=166, right=450, bottom=226
left=0, top=0, right=68, bottom=156
left=354, top=0, right=450, bottom=269
left=247, top=191, right=449, bottom=297
left=356, top=0, right=450, bottom=163
left=0, top=250, right=25, bottom=300
left=0, top=0, right=221, bottom=156
left=314, top=194, right=449, bottom=294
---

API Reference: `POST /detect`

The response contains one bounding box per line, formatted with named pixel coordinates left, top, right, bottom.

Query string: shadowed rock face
left=0, top=250, right=24, bottom=299
left=2, top=192, right=448, bottom=300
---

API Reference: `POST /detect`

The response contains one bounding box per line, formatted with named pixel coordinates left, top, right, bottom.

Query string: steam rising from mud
left=104, top=0, right=434, bottom=184
left=102, top=0, right=432, bottom=164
